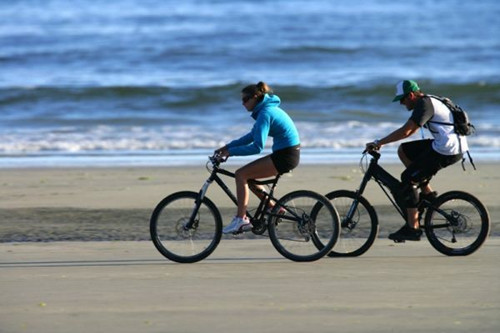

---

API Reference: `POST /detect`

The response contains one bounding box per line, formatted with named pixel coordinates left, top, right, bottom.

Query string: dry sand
left=1, top=240, right=499, bottom=333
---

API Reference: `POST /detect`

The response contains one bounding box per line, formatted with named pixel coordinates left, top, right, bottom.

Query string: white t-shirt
left=410, top=96, right=468, bottom=156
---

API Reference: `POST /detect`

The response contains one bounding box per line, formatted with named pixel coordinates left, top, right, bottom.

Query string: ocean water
left=1, top=0, right=500, bottom=168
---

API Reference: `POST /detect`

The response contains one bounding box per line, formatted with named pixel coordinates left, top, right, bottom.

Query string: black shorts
left=271, top=145, right=300, bottom=174
left=400, top=139, right=462, bottom=185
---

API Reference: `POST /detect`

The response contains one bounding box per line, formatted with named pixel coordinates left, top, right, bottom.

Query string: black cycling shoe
left=388, top=225, right=422, bottom=242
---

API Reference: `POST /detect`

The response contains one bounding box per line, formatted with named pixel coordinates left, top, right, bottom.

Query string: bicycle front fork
left=184, top=180, right=213, bottom=230
left=344, top=192, right=362, bottom=229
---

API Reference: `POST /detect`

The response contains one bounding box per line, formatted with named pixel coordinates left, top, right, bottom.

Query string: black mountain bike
left=326, top=150, right=490, bottom=257
left=150, top=155, right=340, bottom=263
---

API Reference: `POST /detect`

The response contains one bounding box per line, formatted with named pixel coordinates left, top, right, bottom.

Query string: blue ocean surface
left=1, top=0, right=499, bottom=168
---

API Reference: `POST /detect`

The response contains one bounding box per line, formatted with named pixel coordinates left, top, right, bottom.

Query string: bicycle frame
left=346, top=151, right=407, bottom=222
left=185, top=156, right=297, bottom=230
left=325, top=149, right=491, bottom=257
left=350, top=151, right=459, bottom=230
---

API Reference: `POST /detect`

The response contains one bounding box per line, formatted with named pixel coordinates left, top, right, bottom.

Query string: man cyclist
left=366, top=80, right=469, bottom=241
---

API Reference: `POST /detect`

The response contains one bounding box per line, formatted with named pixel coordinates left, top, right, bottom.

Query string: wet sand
left=1, top=162, right=498, bottom=241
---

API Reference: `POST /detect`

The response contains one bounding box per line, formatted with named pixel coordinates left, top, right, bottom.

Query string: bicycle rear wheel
left=268, top=190, right=339, bottom=262
left=150, top=191, right=222, bottom=263
left=424, top=191, right=490, bottom=256
left=325, top=190, right=379, bottom=257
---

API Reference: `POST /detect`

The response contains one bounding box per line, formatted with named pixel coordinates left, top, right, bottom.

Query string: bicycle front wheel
left=150, top=191, right=223, bottom=263
left=268, top=190, right=339, bottom=262
left=326, top=190, right=379, bottom=257
left=424, top=191, right=490, bottom=256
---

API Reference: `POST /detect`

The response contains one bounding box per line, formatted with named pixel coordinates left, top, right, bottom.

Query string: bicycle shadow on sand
left=0, top=256, right=287, bottom=268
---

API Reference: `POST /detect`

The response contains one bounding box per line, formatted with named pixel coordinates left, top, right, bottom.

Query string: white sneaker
left=223, top=216, right=251, bottom=234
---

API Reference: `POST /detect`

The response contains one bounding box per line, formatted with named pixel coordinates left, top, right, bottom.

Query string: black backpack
left=426, top=94, right=476, bottom=170
left=427, top=95, right=476, bottom=136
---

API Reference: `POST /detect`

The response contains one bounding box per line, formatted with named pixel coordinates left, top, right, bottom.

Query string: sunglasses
left=242, top=95, right=253, bottom=103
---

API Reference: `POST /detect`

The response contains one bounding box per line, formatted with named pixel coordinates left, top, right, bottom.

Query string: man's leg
left=399, top=144, right=433, bottom=195
left=390, top=142, right=434, bottom=241
left=389, top=180, right=422, bottom=241
left=398, top=145, right=412, bottom=167
left=407, top=207, right=419, bottom=229
left=400, top=181, right=420, bottom=230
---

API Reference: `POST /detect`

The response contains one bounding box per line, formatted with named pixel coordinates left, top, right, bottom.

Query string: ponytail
left=256, top=81, right=273, bottom=95
left=242, top=81, right=273, bottom=102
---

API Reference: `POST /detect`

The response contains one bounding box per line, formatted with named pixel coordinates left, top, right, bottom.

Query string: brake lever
left=210, top=153, right=228, bottom=164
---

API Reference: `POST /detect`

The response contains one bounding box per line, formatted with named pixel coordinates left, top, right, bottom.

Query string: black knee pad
left=402, top=168, right=433, bottom=190
left=399, top=183, right=419, bottom=208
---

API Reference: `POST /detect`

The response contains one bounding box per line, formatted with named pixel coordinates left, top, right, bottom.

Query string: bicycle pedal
left=393, top=239, right=406, bottom=243
left=241, top=224, right=253, bottom=231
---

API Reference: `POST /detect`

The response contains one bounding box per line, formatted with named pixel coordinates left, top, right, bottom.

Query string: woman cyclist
left=215, top=82, right=301, bottom=234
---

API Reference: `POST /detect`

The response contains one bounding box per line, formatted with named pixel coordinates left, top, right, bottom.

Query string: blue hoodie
left=227, top=94, right=300, bottom=156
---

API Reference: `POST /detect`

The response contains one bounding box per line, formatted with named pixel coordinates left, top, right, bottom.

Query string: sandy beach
left=1, top=162, right=499, bottom=332
left=2, top=1, right=499, bottom=331
left=1, top=239, right=499, bottom=333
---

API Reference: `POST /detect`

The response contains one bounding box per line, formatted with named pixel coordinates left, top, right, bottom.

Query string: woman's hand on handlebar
left=213, top=146, right=230, bottom=161
left=365, top=140, right=381, bottom=152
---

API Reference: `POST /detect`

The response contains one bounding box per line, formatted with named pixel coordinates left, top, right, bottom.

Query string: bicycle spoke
left=268, top=190, right=339, bottom=262
left=150, top=192, right=222, bottom=263
left=425, top=191, right=489, bottom=256
left=326, top=190, right=378, bottom=257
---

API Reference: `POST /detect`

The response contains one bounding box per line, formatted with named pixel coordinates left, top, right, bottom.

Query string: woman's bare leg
left=234, top=156, right=278, bottom=218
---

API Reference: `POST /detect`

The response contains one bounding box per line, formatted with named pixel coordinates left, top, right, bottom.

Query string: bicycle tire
left=325, top=190, right=379, bottom=257
left=150, top=191, right=223, bottom=263
left=424, top=191, right=490, bottom=256
left=267, top=190, right=339, bottom=262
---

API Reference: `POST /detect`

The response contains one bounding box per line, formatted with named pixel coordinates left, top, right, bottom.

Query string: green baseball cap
left=392, top=80, right=420, bottom=102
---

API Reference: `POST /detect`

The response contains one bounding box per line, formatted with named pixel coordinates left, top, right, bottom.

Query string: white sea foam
left=1, top=122, right=499, bottom=158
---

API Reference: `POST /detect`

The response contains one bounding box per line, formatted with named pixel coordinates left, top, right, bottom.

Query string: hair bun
left=257, top=81, right=272, bottom=94
left=241, top=81, right=273, bottom=99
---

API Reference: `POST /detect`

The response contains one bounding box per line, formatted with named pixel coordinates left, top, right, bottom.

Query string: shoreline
left=1, top=146, right=499, bottom=169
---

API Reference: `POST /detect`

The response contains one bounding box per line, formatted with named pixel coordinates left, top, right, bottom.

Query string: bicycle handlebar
left=362, top=148, right=381, bottom=161
left=208, top=153, right=227, bottom=167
